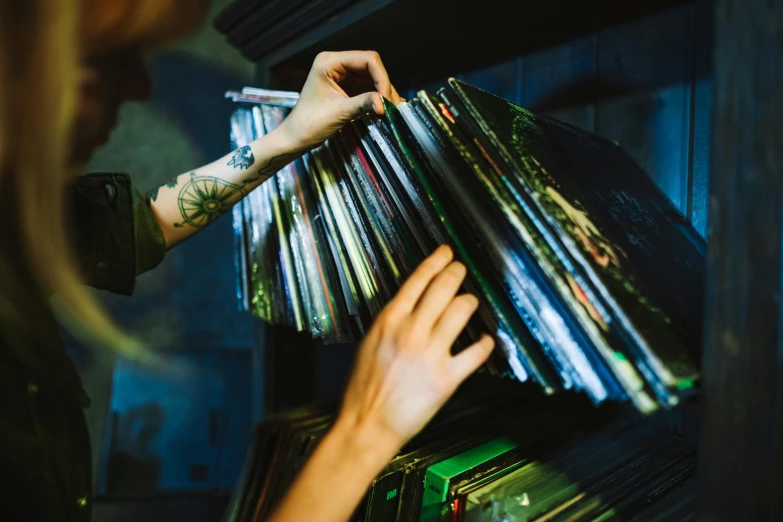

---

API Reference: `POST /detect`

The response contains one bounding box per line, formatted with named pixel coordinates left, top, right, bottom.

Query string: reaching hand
left=335, top=245, right=496, bottom=456
left=277, top=50, right=403, bottom=152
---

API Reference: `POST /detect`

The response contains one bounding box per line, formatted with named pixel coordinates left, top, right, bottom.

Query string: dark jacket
left=0, top=173, right=166, bottom=522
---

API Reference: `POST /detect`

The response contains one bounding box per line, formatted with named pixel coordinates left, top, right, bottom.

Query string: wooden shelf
left=217, top=0, right=690, bottom=90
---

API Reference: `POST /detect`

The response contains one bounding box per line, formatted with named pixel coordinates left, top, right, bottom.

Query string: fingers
left=429, top=294, right=479, bottom=349
left=388, top=245, right=454, bottom=314
left=344, top=91, right=383, bottom=117
left=410, top=261, right=468, bottom=334
left=321, top=50, right=393, bottom=101
left=449, top=334, right=495, bottom=383
left=345, top=88, right=401, bottom=117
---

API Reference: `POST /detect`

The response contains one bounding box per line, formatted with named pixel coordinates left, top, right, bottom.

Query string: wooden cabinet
left=215, top=0, right=783, bottom=518
left=215, top=0, right=689, bottom=90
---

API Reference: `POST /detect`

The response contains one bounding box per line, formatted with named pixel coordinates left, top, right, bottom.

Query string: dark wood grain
left=264, top=325, right=316, bottom=414
left=241, top=0, right=691, bottom=91
left=688, top=0, right=714, bottom=238
left=459, top=58, right=523, bottom=105
left=522, top=35, right=597, bottom=132
left=594, top=4, right=695, bottom=216
left=698, top=0, right=783, bottom=518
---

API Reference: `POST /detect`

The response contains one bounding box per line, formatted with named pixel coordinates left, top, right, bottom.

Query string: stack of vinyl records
left=222, top=384, right=696, bottom=522
left=227, top=79, right=705, bottom=414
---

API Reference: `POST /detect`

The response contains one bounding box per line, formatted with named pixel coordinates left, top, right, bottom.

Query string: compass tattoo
left=227, top=145, right=255, bottom=170
left=173, top=174, right=248, bottom=229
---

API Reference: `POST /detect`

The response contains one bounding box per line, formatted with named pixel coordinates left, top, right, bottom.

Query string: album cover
left=383, top=97, right=558, bottom=390
left=345, top=122, right=424, bottom=276
left=537, top=441, right=695, bottom=521
left=334, top=128, right=409, bottom=287
left=226, top=81, right=703, bottom=414
left=409, top=92, right=628, bottom=406
left=459, top=418, right=693, bottom=522
left=447, top=79, right=703, bottom=400
left=364, top=115, right=448, bottom=249
left=420, top=90, right=653, bottom=404
left=326, top=137, right=398, bottom=305
left=353, top=118, right=435, bottom=258
left=250, top=411, right=333, bottom=521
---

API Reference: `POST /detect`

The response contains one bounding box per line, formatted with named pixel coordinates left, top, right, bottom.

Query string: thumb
left=343, top=91, right=383, bottom=118
left=449, top=335, right=495, bottom=383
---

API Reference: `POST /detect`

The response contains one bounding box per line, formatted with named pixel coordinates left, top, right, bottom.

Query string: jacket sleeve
left=67, top=173, right=167, bottom=295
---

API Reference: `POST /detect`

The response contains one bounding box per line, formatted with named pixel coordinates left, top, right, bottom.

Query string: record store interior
left=9, top=0, right=778, bottom=520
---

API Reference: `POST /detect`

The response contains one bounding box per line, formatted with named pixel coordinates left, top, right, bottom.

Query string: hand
left=277, top=50, right=403, bottom=152
left=335, top=245, right=496, bottom=457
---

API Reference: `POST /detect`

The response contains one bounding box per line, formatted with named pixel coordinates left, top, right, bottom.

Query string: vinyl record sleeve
left=460, top=419, right=689, bottom=522
left=305, top=150, right=372, bottom=332
left=446, top=79, right=702, bottom=397
left=251, top=412, right=333, bottom=521
left=313, top=142, right=386, bottom=318
left=439, top=84, right=690, bottom=410
left=419, top=404, right=604, bottom=522
left=399, top=401, right=598, bottom=522
left=538, top=441, right=695, bottom=522
left=345, top=121, right=425, bottom=276
left=409, top=94, right=618, bottom=404
left=366, top=387, right=579, bottom=522
left=287, top=153, right=354, bottom=342
left=326, top=137, right=396, bottom=304
left=334, top=128, right=407, bottom=286
left=354, top=117, right=435, bottom=258
left=626, top=475, right=697, bottom=522
left=365, top=115, right=448, bottom=248
left=386, top=98, right=560, bottom=390
left=417, top=91, right=670, bottom=411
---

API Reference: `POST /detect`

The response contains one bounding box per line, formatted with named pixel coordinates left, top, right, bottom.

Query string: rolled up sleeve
left=67, top=173, right=166, bottom=295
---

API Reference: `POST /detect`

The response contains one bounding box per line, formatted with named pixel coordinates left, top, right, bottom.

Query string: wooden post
left=699, top=0, right=783, bottom=519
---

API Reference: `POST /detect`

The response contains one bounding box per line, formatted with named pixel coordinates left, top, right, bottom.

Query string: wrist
left=328, top=414, right=402, bottom=473
left=273, top=118, right=308, bottom=155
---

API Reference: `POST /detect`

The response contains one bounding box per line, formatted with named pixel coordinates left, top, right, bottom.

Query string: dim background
left=64, top=0, right=712, bottom=520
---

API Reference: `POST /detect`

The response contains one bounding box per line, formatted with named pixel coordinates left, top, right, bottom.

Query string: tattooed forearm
left=173, top=173, right=248, bottom=229
left=241, top=152, right=299, bottom=184
left=227, top=145, right=255, bottom=170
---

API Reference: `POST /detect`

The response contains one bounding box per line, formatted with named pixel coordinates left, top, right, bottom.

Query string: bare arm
left=267, top=246, right=495, bottom=522
left=146, top=50, right=403, bottom=248
left=145, top=126, right=302, bottom=248
left=266, top=420, right=397, bottom=522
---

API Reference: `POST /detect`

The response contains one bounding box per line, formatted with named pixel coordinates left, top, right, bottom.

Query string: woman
left=0, top=1, right=495, bottom=521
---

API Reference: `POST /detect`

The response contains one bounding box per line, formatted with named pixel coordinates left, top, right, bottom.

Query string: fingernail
left=451, top=261, right=467, bottom=276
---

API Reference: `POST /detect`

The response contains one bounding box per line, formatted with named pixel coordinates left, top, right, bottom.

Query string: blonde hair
left=80, top=0, right=211, bottom=53
left=1, top=0, right=209, bottom=357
